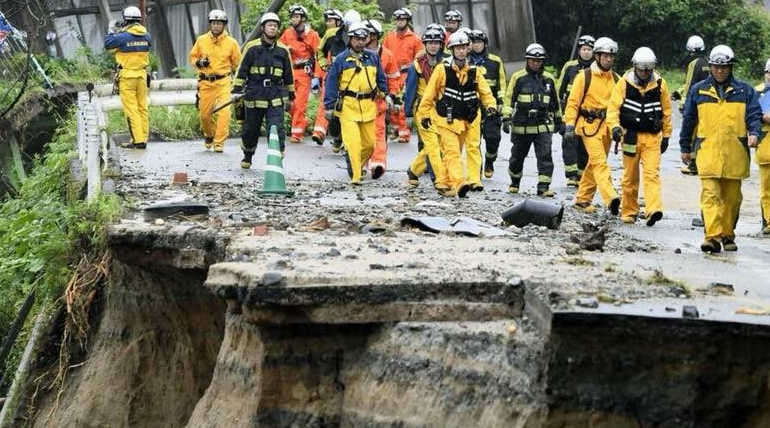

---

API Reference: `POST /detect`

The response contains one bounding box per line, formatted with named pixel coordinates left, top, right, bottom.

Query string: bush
left=0, top=109, right=120, bottom=392
left=534, top=0, right=770, bottom=80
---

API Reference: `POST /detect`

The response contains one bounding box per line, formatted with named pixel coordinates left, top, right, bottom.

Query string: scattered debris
left=736, top=307, right=770, bottom=316
left=674, top=248, right=682, bottom=254
left=682, top=305, right=699, bottom=319
left=306, top=216, right=330, bottom=231
left=576, top=297, right=599, bottom=309
left=692, top=218, right=704, bottom=227
left=359, top=223, right=389, bottom=234
left=172, top=172, right=188, bottom=185
left=154, top=219, right=165, bottom=226
left=506, top=322, right=518, bottom=335
left=570, top=224, right=608, bottom=251
left=400, top=216, right=511, bottom=237
left=707, top=282, right=735, bottom=296
left=143, top=201, right=209, bottom=221
left=564, top=257, right=596, bottom=266
left=501, top=199, right=564, bottom=230
left=262, top=272, right=284, bottom=286
left=253, top=225, right=269, bottom=236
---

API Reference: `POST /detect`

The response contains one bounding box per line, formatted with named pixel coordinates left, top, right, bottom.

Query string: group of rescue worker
left=104, top=5, right=770, bottom=253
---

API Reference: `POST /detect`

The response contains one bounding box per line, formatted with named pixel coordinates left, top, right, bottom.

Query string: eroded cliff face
left=188, top=317, right=545, bottom=428
left=18, top=224, right=770, bottom=428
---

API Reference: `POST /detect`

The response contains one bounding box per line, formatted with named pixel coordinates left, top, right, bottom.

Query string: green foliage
left=0, top=109, right=120, bottom=391
left=240, top=0, right=385, bottom=37
left=41, top=46, right=116, bottom=84
left=534, top=0, right=770, bottom=80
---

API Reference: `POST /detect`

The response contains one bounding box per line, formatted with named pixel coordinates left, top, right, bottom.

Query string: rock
left=262, top=271, right=284, bottom=286
left=253, top=225, right=268, bottom=236
left=267, top=260, right=290, bottom=270
left=692, top=217, right=704, bottom=227
left=306, top=216, right=330, bottom=231
left=665, top=307, right=676, bottom=312
left=682, top=305, right=699, bottom=319
left=709, top=282, right=735, bottom=295
left=576, top=297, right=599, bottom=309
left=563, top=243, right=581, bottom=255
left=369, top=263, right=386, bottom=270
left=326, top=248, right=341, bottom=257
left=154, top=219, right=165, bottom=225
left=674, top=248, right=682, bottom=254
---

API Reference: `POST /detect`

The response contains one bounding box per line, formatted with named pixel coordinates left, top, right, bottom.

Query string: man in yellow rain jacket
left=104, top=6, right=152, bottom=149
left=323, top=22, right=388, bottom=185
left=189, top=9, right=240, bottom=152
left=607, top=47, right=672, bottom=226
left=564, top=36, right=621, bottom=214
left=679, top=45, right=762, bottom=252
left=756, top=59, right=770, bottom=235
left=417, top=31, right=496, bottom=197
left=404, top=28, right=447, bottom=191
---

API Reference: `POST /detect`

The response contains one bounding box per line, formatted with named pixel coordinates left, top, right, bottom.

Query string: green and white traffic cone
left=257, top=125, right=294, bottom=196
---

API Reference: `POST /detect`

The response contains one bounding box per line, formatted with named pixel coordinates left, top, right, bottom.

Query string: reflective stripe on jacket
left=680, top=76, right=761, bottom=179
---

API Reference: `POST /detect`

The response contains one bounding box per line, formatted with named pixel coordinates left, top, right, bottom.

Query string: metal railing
left=76, top=78, right=198, bottom=200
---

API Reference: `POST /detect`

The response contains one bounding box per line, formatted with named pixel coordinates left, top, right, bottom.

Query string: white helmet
left=525, top=43, right=546, bottom=59
left=686, top=35, right=705, bottom=53
left=631, top=47, right=656, bottom=69
left=577, top=35, right=595, bottom=48
left=343, top=10, right=361, bottom=27
left=457, top=26, right=472, bottom=37
left=365, top=19, right=383, bottom=38
left=288, top=5, right=308, bottom=17
left=444, top=10, right=463, bottom=22
left=123, top=6, right=142, bottom=21
left=447, top=31, right=470, bottom=48
left=260, top=12, right=280, bottom=26
left=593, top=37, right=618, bottom=54
left=208, top=9, right=227, bottom=22
left=347, top=21, right=370, bottom=39
left=765, top=59, right=770, bottom=72
left=708, top=44, right=735, bottom=65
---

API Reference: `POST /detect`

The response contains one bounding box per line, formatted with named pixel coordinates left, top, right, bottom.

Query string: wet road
left=118, top=107, right=769, bottom=322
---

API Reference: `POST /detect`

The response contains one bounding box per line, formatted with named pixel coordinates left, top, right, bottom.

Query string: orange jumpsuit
left=383, top=29, right=424, bottom=143
left=279, top=25, right=320, bottom=142
left=369, top=46, right=401, bottom=174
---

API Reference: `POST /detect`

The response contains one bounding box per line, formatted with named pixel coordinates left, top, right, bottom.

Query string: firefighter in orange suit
left=417, top=31, right=496, bottom=198
left=365, top=19, right=401, bottom=179
left=310, top=9, right=344, bottom=145
left=189, top=9, right=241, bottom=152
left=279, top=5, right=320, bottom=144
left=606, top=47, right=672, bottom=227
left=564, top=36, right=621, bottom=215
left=383, top=8, right=423, bottom=144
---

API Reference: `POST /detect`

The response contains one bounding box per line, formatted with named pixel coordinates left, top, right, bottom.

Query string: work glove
left=671, top=91, right=682, bottom=101
left=611, top=126, right=623, bottom=143
left=558, top=122, right=566, bottom=136
left=502, top=117, right=512, bottom=134
left=406, top=116, right=414, bottom=129
left=195, top=57, right=210, bottom=68
left=485, top=107, right=497, bottom=117
left=661, top=137, right=669, bottom=154
left=496, top=99, right=504, bottom=114
left=325, top=109, right=333, bottom=121
left=420, top=117, right=432, bottom=130
left=311, top=77, right=320, bottom=92
left=563, top=125, right=575, bottom=141
left=231, top=86, right=243, bottom=95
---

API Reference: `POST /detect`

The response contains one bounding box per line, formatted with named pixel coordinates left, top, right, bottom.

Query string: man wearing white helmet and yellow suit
left=754, top=58, right=770, bottom=235
left=564, top=36, right=622, bottom=215
left=679, top=44, right=762, bottom=253
left=417, top=30, right=496, bottom=197
left=607, top=47, right=672, bottom=226
left=189, top=9, right=241, bottom=152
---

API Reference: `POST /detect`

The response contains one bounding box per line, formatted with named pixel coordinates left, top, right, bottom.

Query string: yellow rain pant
left=700, top=178, right=742, bottom=241
left=409, top=113, right=447, bottom=188
left=464, top=114, right=483, bottom=186
left=119, top=76, right=149, bottom=144
left=575, top=125, right=618, bottom=206
left=341, top=117, right=375, bottom=184
left=760, top=165, right=770, bottom=224
left=621, top=133, right=663, bottom=218
left=437, top=116, right=481, bottom=191
left=198, top=78, right=232, bottom=150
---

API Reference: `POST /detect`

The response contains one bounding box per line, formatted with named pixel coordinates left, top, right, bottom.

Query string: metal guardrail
left=76, top=78, right=198, bottom=201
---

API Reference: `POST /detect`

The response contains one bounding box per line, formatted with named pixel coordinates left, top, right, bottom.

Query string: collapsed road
left=7, top=112, right=770, bottom=427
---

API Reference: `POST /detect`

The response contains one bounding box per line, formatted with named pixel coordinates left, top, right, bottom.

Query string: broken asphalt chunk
left=682, top=305, right=699, bottom=319
left=143, top=201, right=209, bottom=220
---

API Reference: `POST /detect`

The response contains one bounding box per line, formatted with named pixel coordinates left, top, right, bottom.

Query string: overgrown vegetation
left=0, top=109, right=120, bottom=394
left=535, top=0, right=770, bottom=80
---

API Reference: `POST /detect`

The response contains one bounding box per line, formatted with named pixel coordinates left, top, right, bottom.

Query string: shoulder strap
left=582, top=68, right=592, bottom=99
